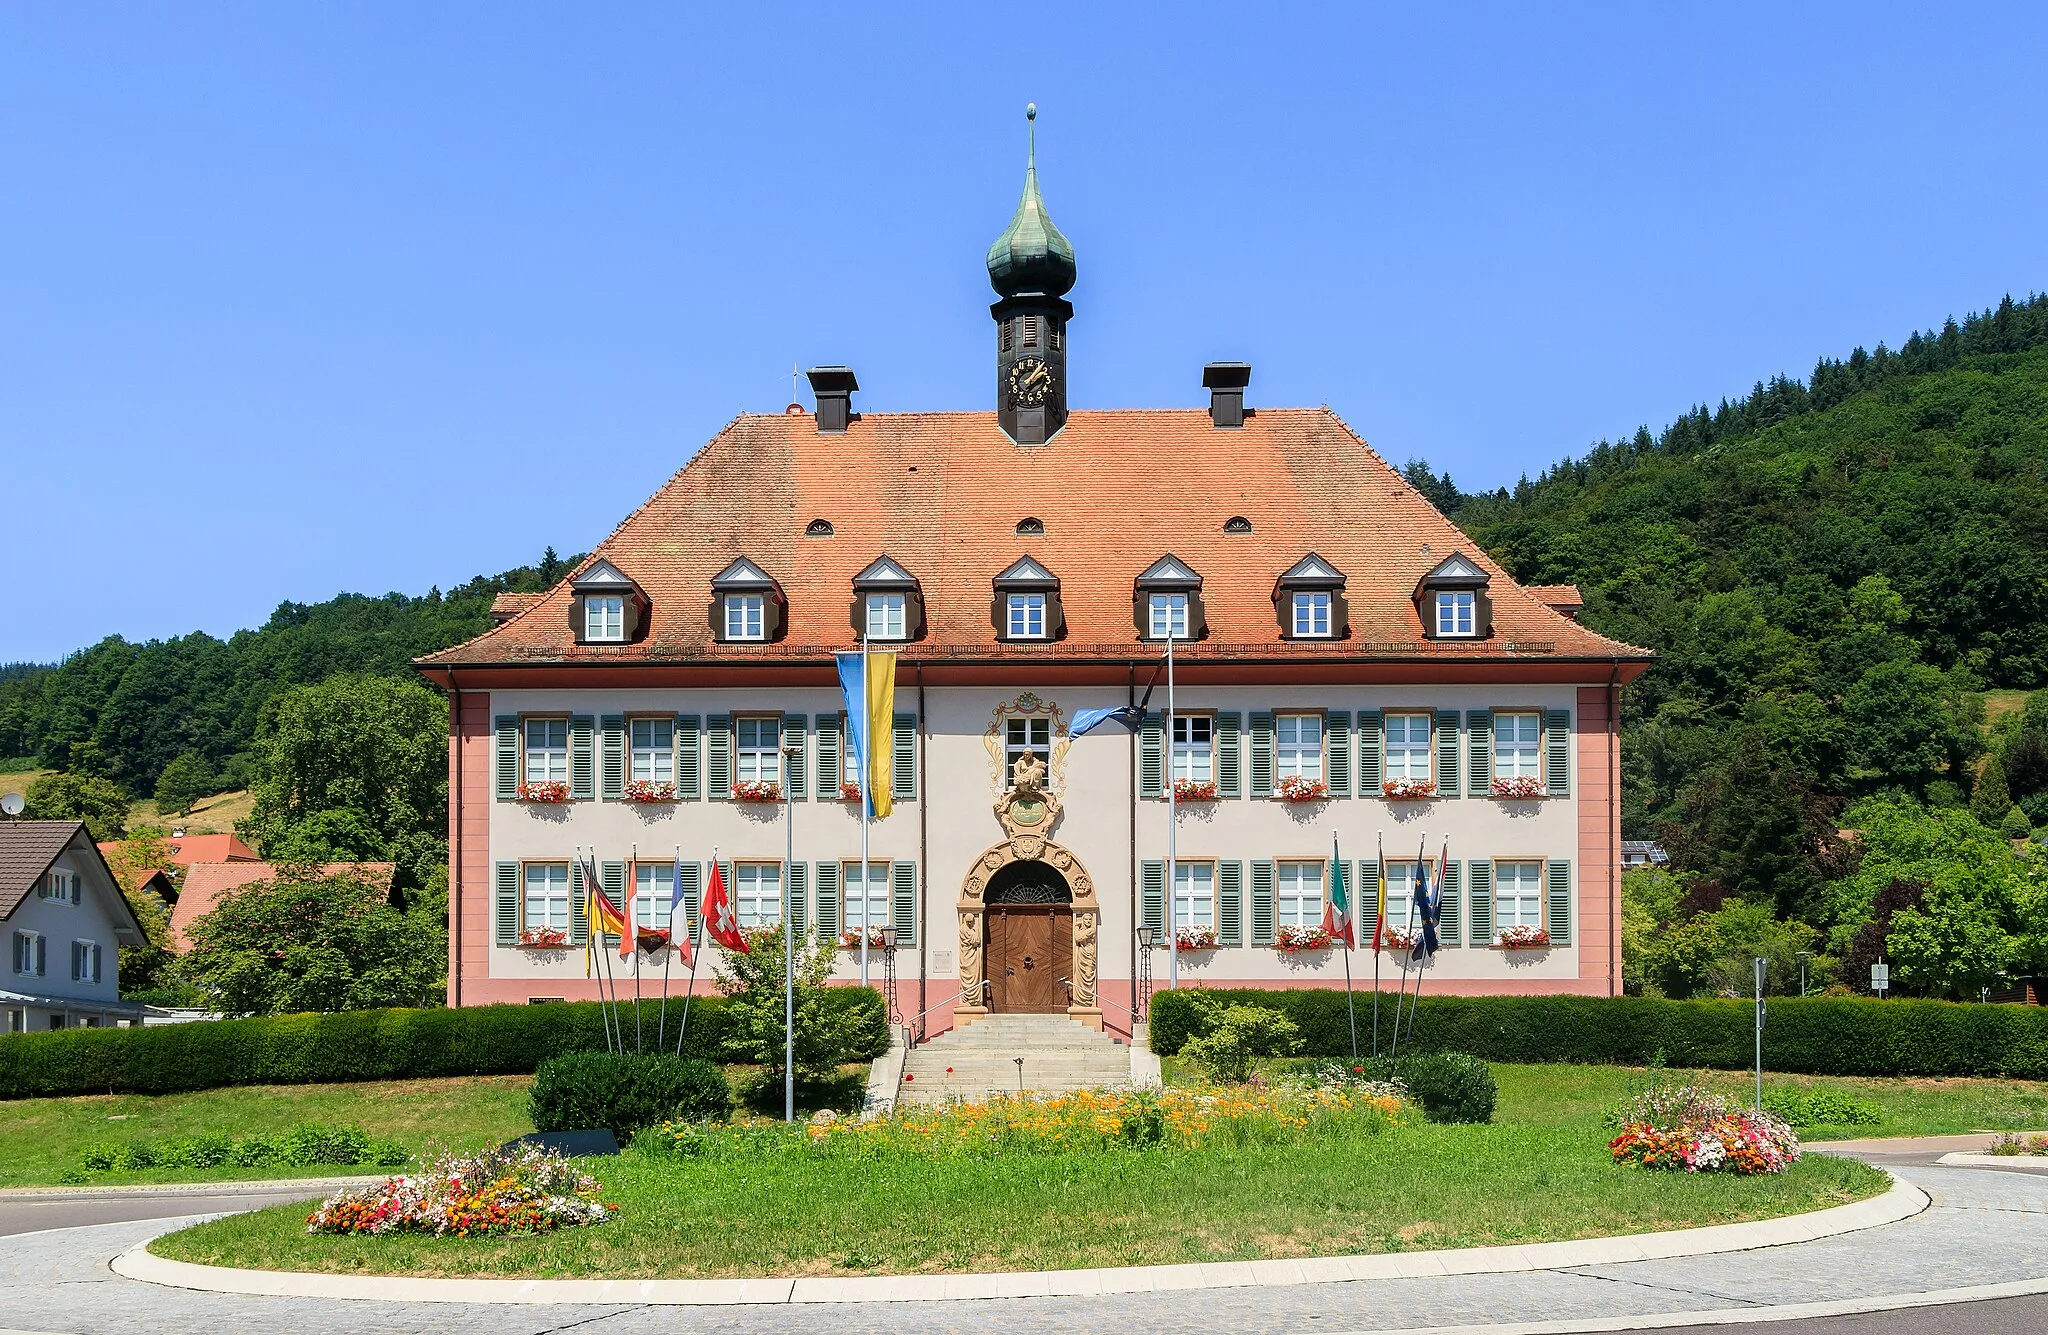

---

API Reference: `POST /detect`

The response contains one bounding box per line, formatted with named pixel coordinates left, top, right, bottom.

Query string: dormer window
left=1274, top=553, right=1346, bottom=640
left=1415, top=553, right=1492, bottom=641
left=1134, top=554, right=1205, bottom=642
left=805, top=519, right=835, bottom=538
left=1007, top=592, right=1047, bottom=639
left=570, top=558, right=647, bottom=646
left=851, top=556, right=922, bottom=643
left=711, top=557, right=784, bottom=644
left=993, top=556, right=1063, bottom=642
left=1148, top=592, right=1188, bottom=641
left=1015, top=517, right=1045, bottom=536
left=866, top=592, right=907, bottom=640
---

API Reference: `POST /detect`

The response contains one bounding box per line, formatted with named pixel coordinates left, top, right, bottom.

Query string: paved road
left=1, top=1163, right=2044, bottom=1335
left=0, top=1186, right=328, bottom=1238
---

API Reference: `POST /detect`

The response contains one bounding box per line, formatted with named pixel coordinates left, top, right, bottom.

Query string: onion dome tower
left=987, top=103, right=1076, bottom=445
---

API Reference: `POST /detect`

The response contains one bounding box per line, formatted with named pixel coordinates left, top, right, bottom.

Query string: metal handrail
left=907, top=980, right=991, bottom=1045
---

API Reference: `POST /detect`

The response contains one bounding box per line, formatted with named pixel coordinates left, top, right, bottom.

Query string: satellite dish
left=0, top=792, right=24, bottom=817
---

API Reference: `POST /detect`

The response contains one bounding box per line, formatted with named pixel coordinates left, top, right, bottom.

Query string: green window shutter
left=494, top=862, right=519, bottom=945
left=783, top=714, right=808, bottom=799
left=675, top=715, right=701, bottom=800
left=1468, top=862, right=1493, bottom=947
left=815, top=714, right=842, bottom=800
left=892, top=860, right=917, bottom=945
left=707, top=714, right=732, bottom=799
left=1218, top=860, right=1244, bottom=945
left=1250, top=859, right=1277, bottom=945
left=1250, top=711, right=1276, bottom=798
left=601, top=861, right=627, bottom=948
left=1216, top=711, right=1243, bottom=798
left=600, top=715, right=626, bottom=799
left=1326, top=711, right=1353, bottom=797
left=678, top=861, right=702, bottom=938
left=892, top=713, right=917, bottom=801
left=1139, top=712, right=1165, bottom=798
left=1140, top=859, right=1165, bottom=936
left=1358, top=860, right=1380, bottom=939
left=814, top=862, right=840, bottom=942
left=788, top=862, right=808, bottom=935
left=569, top=715, right=595, bottom=800
left=494, top=717, right=519, bottom=799
left=1435, top=710, right=1461, bottom=799
left=1547, top=859, right=1572, bottom=945
left=1439, top=862, right=1462, bottom=947
left=1545, top=709, right=1572, bottom=796
left=569, top=860, right=589, bottom=945
left=1466, top=710, right=1493, bottom=797
left=1357, top=711, right=1383, bottom=793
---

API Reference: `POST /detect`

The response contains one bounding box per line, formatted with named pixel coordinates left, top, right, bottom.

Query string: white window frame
left=734, top=716, right=783, bottom=786
left=583, top=595, right=625, bottom=642
left=865, top=592, right=907, bottom=641
left=1275, top=712, right=1325, bottom=782
left=71, top=939, right=101, bottom=985
left=39, top=869, right=78, bottom=903
left=633, top=863, right=677, bottom=932
left=1172, top=861, right=1215, bottom=930
left=522, top=863, right=572, bottom=934
left=1493, top=711, right=1541, bottom=780
left=1495, top=860, right=1544, bottom=932
left=734, top=862, right=783, bottom=928
left=1148, top=592, right=1188, bottom=641
left=1384, top=712, right=1433, bottom=783
left=1005, top=716, right=1052, bottom=788
left=724, top=593, right=766, bottom=642
left=1291, top=590, right=1332, bottom=638
left=13, top=930, right=46, bottom=978
left=841, top=861, right=890, bottom=931
left=1384, top=862, right=1422, bottom=932
left=1436, top=590, right=1477, bottom=638
left=629, top=717, right=675, bottom=784
left=1276, top=861, right=1325, bottom=929
left=1006, top=591, right=1047, bottom=640
left=1171, top=714, right=1214, bottom=784
left=523, top=717, right=569, bottom=785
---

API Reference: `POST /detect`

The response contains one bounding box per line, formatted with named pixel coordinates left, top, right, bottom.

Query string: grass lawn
left=0, top=1076, right=536, bottom=1189
left=128, top=787, right=256, bottom=833
left=1983, top=689, right=2032, bottom=729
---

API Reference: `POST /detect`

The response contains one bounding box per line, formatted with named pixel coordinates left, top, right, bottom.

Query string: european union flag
left=1068, top=705, right=1145, bottom=739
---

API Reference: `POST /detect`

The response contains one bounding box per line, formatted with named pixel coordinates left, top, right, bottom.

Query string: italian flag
left=1323, top=836, right=1356, bottom=948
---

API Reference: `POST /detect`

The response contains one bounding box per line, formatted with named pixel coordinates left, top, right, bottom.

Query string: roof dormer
left=1415, top=552, right=1492, bottom=640
left=1135, top=554, right=1207, bottom=642
left=570, top=558, right=648, bottom=645
left=1275, top=552, right=1347, bottom=640
left=852, top=555, right=924, bottom=642
left=710, top=557, right=784, bottom=644
left=993, top=555, right=1064, bottom=641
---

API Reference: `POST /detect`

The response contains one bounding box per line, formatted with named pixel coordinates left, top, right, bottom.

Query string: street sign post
left=1871, top=961, right=1890, bottom=997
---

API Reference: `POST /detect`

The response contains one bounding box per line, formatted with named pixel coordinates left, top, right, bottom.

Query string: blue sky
left=4, top=3, right=2045, bottom=663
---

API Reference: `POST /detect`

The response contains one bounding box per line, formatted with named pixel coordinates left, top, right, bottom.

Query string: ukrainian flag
left=835, top=650, right=899, bottom=819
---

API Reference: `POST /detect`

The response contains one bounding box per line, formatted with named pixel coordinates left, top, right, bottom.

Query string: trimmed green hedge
left=0, top=989, right=889, bottom=1099
left=1149, top=990, right=2048, bottom=1080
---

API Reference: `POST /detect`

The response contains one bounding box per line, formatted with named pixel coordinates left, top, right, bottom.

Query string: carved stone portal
left=957, top=826, right=1100, bottom=1031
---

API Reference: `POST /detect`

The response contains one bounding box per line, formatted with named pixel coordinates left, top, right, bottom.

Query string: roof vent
left=805, top=519, right=835, bottom=537
left=1202, top=362, right=1252, bottom=429
left=1015, top=517, right=1045, bottom=536
left=806, top=366, right=859, bottom=434
left=1223, top=516, right=1252, bottom=534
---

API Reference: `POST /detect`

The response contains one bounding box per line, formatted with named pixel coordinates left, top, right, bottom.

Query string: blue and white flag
left=1068, top=705, right=1145, bottom=740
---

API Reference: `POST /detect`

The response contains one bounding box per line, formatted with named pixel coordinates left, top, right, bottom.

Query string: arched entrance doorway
left=984, top=861, right=1073, bottom=1014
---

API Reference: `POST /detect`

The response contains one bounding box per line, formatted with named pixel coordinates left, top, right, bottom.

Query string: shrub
left=1391, top=1051, right=1496, bottom=1124
left=529, top=1051, right=731, bottom=1140
left=69, top=1122, right=404, bottom=1178
left=1181, top=1000, right=1302, bottom=1084
left=1149, top=988, right=2048, bottom=1079
left=1762, top=1086, right=1882, bottom=1127
left=0, top=990, right=888, bottom=1099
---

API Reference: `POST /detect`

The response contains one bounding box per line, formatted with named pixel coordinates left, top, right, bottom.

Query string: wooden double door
left=987, top=905, right=1073, bottom=1013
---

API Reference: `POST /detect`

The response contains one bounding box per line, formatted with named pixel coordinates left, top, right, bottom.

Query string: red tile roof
left=170, top=861, right=396, bottom=952
left=421, top=409, right=1650, bottom=668
left=146, top=833, right=260, bottom=867
left=491, top=592, right=541, bottom=623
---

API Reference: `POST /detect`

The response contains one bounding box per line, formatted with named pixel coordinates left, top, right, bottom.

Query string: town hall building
left=416, top=114, right=1653, bottom=1039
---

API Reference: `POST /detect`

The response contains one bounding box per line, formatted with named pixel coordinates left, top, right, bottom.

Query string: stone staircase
left=895, top=1014, right=1134, bottom=1106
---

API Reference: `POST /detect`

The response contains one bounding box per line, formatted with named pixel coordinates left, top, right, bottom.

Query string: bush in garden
left=1762, top=1086, right=1882, bottom=1127
left=529, top=1051, right=731, bottom=1141
left=71, top=1122, right=405, bottom=1177
left=1391, top=1051, right=1497, bottom=1124
left=1181, top=1000, right=1302, bottom=1084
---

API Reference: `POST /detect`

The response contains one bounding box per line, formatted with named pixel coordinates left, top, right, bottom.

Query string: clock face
left=1007, top=356, right=1054, bottom=408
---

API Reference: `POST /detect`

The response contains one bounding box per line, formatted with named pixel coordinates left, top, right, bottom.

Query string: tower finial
left=1026, top=102, right=1037, bottom=168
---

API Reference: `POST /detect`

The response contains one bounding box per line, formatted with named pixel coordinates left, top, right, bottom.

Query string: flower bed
left=623, top=779, right=677, bottom=803
left=1496, top=925, right=1550, bottom=950
left=1381, top=777, right=1436, bottom=801
left=516, top=927, right=570, bottom=949
left=1607, top=1085, right=1800, bottom=1175
left=1173, top=779, right=1219, bottom=801
left=1174, top=925, right=1220, bottom=950
left=1990, top=1132, right=2048, bottom=1156
left=1275, top=924, right=1333, bottom=952
left=1489, top=775, right=1545, bottom=800
left=306, top=1144, right=614, bottom=1238
left=732, top=780, right=783, bottom=802
left=517, top=780, right=571, bottom=804
left=1277, top=775, right=1329, bottom=802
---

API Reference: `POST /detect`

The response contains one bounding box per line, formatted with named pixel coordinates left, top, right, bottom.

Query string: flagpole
left=1372, top=831, right=1384, bottom=1059
left=1337, top=838, right=1357, bottom=1062
left=859, top=631, right=871, bottom=989
left=1389, top=834, right=1424, bottom=1065
left=785, top=741, right=798, bottom=1124
left=1166, top=632, right=1178, bottom=990
left=631, top=843, right=644, bottom=1055
left=583, top=849, right=616, bottom=1055
left=1405, top=835, right=1449, bottom=1051
left=657, top=844, right=676, bottom=1054
left=677, top=844, right=713, bottom=1056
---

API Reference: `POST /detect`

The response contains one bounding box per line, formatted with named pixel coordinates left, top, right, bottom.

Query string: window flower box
left=1496, top=925, right=1551, bottom=950
left=516, top=927, right=570, bottom=949
left=1275, top=924, right=1333, bottom=952
left=517, top=780, right=571, bottom=804
left=1174, top=925, right=1220, bottom=951
left=1172, top=779, right=1219, bottom=801
left=837, top=928, right=890, bottom=950
left=1489, top=775, right=1545, bottom=800
left=840, top=782, right=864, bottom=803
left=1276, top=775, right=1329, bottom=803
left=1379, top=927, right=1418, bottom=952
left=1381, top=778, right=1437, bottom=801
left=623, top=779, right=677, bottom=804
left=732, top=780, right=783, bottom=803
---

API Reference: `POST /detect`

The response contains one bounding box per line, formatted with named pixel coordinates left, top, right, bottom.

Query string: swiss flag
left=700, top=861, right=750, bottom=953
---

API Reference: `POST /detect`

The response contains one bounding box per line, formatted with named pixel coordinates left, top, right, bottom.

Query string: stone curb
left=1935, top=1151, right=2048, bottom=1169
left=0, top=1177, right=378, bottom=1202
left=110, top=1171, right=1928, bottom=1307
